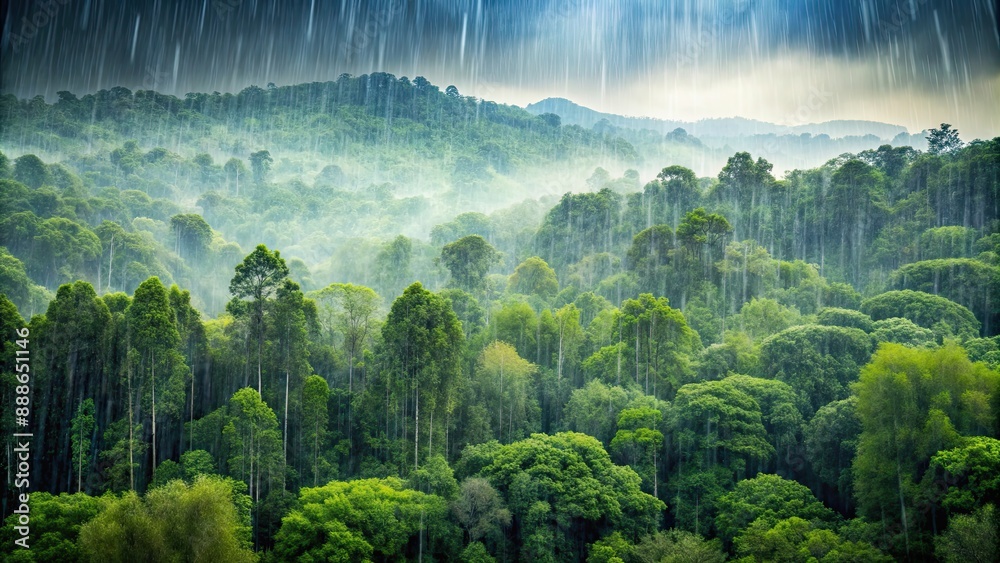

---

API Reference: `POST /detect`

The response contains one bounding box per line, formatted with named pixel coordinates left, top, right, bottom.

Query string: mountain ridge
left=525, top=97, right=910, bottom=140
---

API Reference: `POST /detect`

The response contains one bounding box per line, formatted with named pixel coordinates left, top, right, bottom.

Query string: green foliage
left=816, top=307, right=873, bottom=332
left=13, top=154, right=51, bottom=188
left=272, top=477, right=459, bottom=561
left=442, top=235, right=502, bottom=295
left=0, top=492, right=102, bottom=562
left=631, top=529, right=727, bottom=563
left=870, top=317, right=937, bottom=347
left=78, top=476, right=255, bottom=563
left=759, top=324, right=872, bottom=414
left=733, top=517, right=891, bottom=563
left=889, top=259, right=1000, bottom=335
left=861, top=289, right=980, bottom=340
left=714, top=474, right=838, bottom=542
left=929, top=437, right=1000, bottom=512
left=563, top=381, right=634, bottom=445
left=507, top=256, right=560, bottom=301
left=852, top=343, right=1000, bottom=555
left=737, top=298, right=801, bottom=341
left=370, top=282, right=465, bottom=469
left=70, top=398, right=96, bottom=493
left=927, top=123, right=963, bottom=155
left=224, top=388, right=282, bottom=502
left=473, top=341, right=539, bottom=444
left=453, top=477, right=511, bottom=548
left=477, top=432, right=665, bottom=560
left=804, top=397, right=861, bottom=502
left=934, top=503, right=998, bottom=563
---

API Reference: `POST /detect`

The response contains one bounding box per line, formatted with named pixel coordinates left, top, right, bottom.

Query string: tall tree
left=376, top=282, right=464, bottom=470
left=127, top=276, right=187, bottom=479
left=70, top=398, right=96, bottom=493
left=229, top=244, right=289, bottom=394
left=927, top=123, right=963, bottom=156
left=440, top=235, right=501, bottom=296
left=248, top=150, right=273, bottom=185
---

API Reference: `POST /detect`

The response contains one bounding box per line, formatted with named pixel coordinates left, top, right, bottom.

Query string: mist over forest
left=2, top=0, right=999, bottom=562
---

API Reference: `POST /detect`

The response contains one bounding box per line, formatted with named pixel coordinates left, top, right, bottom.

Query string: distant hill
left=525, top=97, right=925, bottom=173
left=525, top=97, right=909, bottom=140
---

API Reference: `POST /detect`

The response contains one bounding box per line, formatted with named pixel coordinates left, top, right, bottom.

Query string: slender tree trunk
left=189, top=367, right=194, bottom=452
left=152, top=350, right=157, bottom=472
left=283, top=368, right=289, bottom=489
left=498, top=361, right=504, bottom=443
left=128, top=370, right=134, bottom=491
left=77, top=411, right=83, bottom=492
left=414, top=379, right=420, bottom=471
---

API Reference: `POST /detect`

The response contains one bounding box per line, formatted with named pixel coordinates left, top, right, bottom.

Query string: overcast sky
left=2, top=0, right=997, bottom=138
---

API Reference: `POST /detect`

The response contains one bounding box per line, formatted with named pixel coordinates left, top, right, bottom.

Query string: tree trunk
left=414, top=379, right=420, bottom=471
left=283, top=368, right=289, bottom=489
left=152, top=350, right=157, bottom=472
left=128, top=365, right=135, bottom=491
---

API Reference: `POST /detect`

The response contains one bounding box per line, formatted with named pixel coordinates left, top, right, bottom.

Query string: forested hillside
left=1, top=77, right=999, bottom=562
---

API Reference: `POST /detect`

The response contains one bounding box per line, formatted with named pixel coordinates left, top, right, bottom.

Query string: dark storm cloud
left=1, top=0, right=996, bottom=137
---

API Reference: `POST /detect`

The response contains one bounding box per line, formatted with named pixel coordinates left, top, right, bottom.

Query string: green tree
left=13, top=154, right=51, bottom=188
left=852, top=343, right=1000, bottom=556
left=375, top=282, right=464, bottom=470
left=714, top=474, right=837, bottom=542
left=375, top=235, right=413, bottom=299
left=861, top=289, right=980, bottom=340
left=70, top=399, right=96, bottom=493
left=507, top=256, right=559, bottom=301
left=734, top=516, right=891, bottom=563
left=929, top=437, right=1000, bottom=512
left=272, top=477, right=459, bottom=561
left=562, top=381, right=633, bottom=445
left=610, top=407, right=664, bottom=496
left=127, top=277, right=187, bottom=475
left=804, top=397, right=861, bottom=509
left=169, top=214, right=213, bottom=262
left=0, top=492, right=102, bottom=562
left=78, top=476, right=255, bottom=563
left=934, top=504, right=998, bottom=563
left=927, top=123, right=963, bottom=155
left=223, top=157, right=249, bottom=196
left=224, top=388, right=282, bottom=506
left=248, top=150, right=272, bottom=185
left=759, top=325, right=872, bottom=414
left=301, top=375, right=330, bottom=486
left=475, top=341, right=538, bottom=444
left=477, top=432, right=664, bottom=561
left=631, top=529, right=726, bottom=563
left=817, top=307, right=873, bottom=332
left=453, top=477, right=511, bottom=550
left=229, top=244, right=289, bottom=394
left=441, top=235, right=501, bottom=295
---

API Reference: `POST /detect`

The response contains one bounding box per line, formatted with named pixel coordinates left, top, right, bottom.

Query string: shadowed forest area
left=1, top=77, right=999, bottom=562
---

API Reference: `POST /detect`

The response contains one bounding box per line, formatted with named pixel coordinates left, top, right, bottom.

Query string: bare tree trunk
left=128, top=365, right=135, bottom=491
left=283, top=368, right=289, bottom=489
left=152, top=350, right=157, bottom=472
left=414, top=379, right=420, bottom=471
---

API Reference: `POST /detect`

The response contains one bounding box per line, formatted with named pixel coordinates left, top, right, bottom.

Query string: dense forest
left=1, top=75, right=999, bottom=562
